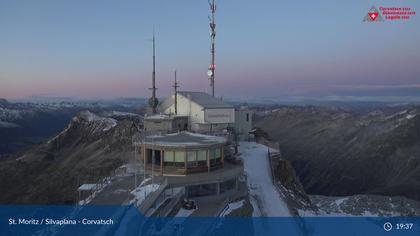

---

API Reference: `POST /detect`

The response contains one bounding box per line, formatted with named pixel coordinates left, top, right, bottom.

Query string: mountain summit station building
left=142, top=132, right=226, bottom=175
left=138, top=131, right=244, bottom=199
left=138, top=91, right=249, bottom=201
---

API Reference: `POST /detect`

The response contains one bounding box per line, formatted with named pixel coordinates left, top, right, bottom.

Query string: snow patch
left=406, top=114, right=416, bottom=119
left=129, top=183, right=160, bottom=207
left=249, top=195, right=262, bottom=217
left=78, top=176, right=114, bottom=205
left=175, top=208, right=196, bottom=217
left=77, top=110, right=117, bottom=131
left=239, top=142, right=291, bottom=216
left=334, top=197, right=348, bottom=206
left=16, top=155, right=26, bottom=161
left=385, top=110, right=407, bottom=120
left=104, top=111, right=141, bottom=117
left=220, top=199, right=245, bottom=216
left=78, top=184, right=99, bottom=191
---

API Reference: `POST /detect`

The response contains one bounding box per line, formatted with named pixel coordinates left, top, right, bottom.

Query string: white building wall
left=204, top=108, right=235, bottom=124
left=164, top=94, right=205, bottom=124
left=164, top=94, right=235, bottom=132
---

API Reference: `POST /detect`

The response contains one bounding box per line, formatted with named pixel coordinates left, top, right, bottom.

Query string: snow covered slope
left=239, top=142, right=291, bottom=216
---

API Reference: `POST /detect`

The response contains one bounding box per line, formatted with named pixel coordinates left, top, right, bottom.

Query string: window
left=209, top=148, right=222, bottom=165
left=187, top=151, right=197, bottom=162
left=197, top=150, right=207, bottom=161
left=174, top=151, right=185, bottom=162
left=187, top=151, right=197, bottom=167
left=209, top=148, right=221, bottom=160
left=215, top=148, right=221, bottom=159
left=164, top=151, right=174, bottom=162
left=246, top=113, right=249, bottom=122
left=209, top=149, right=215, bottom=159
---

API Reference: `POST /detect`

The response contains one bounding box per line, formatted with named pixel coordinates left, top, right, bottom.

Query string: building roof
left=179, top=91, right=233, bottom=108
left=160, top=91, right=233, bottom=111
left=144, top=131, right=226, bottom=147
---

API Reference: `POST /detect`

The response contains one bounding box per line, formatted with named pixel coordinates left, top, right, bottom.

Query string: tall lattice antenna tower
left=207, top=0, right=216, bottom=97
left=172, top=70, right=179, bottom=115
left=148, top=31, right=158, bottom=114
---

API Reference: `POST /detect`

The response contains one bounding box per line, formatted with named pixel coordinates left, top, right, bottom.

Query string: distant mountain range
left=255, top=106, right=420, bottom=201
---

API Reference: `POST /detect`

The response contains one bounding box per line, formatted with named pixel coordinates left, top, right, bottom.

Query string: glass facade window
left=215, top=148, right=221, bottom=159
left=197, top=150, right=207, bottom=161
left=174, top=151, right=185, bottom=162
left=210, top=147, right=221, bottom=160
left=209, top=149, right=215, bottom=159
left=164, top=151, right=174, bottom=162
left=148, top=146, right=223, bottom=171
left=187, top=151, right=197, bottom=162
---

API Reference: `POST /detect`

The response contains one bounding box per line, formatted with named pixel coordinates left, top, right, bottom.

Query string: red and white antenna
left=207, top=0, right=216, bottom=96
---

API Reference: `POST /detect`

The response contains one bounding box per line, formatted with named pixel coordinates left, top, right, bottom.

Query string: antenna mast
left=148, top=31, right=158, bottom=114
left=173, top=70, right=179, bottom=115
left=208, top=0, right=216, bottom=96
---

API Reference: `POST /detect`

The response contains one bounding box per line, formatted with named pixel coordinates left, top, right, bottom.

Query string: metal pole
left=209, top=0, right=216, bottom=96
left=173, top=70, right=179, bottom=115
left=143, top=143, right=146, bottom=182
left=152, top=32, right=157, bottom=113
left=151, top=136, right=154, bottom=185
left=149, top=31, right=158, bottom=114
left=175, top=70, right=177, bottom=115
left=134, top=145, right=137, bottom=189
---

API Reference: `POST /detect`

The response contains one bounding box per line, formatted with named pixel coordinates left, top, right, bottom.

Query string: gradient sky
left=0, top=0, right=419, bottom=99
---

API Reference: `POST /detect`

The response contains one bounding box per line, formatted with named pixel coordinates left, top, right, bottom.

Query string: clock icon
left=383, top=222, right=393, bottom=232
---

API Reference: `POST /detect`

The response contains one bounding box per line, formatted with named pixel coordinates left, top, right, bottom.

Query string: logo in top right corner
left=363, top=5, right=416, bottom=22
left=363, top=6, right=384, bottom=22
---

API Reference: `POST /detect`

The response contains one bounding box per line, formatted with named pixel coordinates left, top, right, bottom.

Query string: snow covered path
left=239, top=142, right=291, bottom=216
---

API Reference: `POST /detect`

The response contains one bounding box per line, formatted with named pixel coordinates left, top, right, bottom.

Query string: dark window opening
left=146, top=149, right=161, bottom=165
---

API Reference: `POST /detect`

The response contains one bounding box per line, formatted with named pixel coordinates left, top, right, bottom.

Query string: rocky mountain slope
left=307, top=194, right=420, bottom=216
left=255, top=106, right=420, bottom=201
left=266, top=142, right=420, bottom=217
left=0, top=111, right=142, bottom=204
left=0, top=98, right=142, bottom=158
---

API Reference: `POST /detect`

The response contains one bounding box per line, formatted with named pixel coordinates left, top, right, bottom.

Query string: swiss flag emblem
left=368, top=12, right=378, bottom=21
left=363, top=6, right=383, bottom=22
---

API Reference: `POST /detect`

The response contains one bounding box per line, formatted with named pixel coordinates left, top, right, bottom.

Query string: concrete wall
left=144, top=116, right=188, bottom=133
left=204, top=108, right=235, bottom=124
left=144, top=119, right=172, bottom=133
left=234, top=108, right=253, bottom=140
left=193, top=123, right=230, bottom=133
